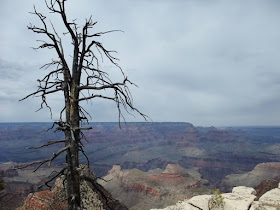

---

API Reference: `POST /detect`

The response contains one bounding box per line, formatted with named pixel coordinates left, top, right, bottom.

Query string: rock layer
left=99, top=164, right=208, bottom=210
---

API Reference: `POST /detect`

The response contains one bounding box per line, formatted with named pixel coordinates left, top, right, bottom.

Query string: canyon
left=0, top=122, right=280, bottom=209
left=98, top=164, right=209, bottom=210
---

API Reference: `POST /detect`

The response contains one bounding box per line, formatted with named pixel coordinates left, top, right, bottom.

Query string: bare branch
left=73, top=127, right=92, bottom=131
left=87, top=29, right=124, bottom=37
left=79, top=146, right=89, bottom=166
left=27, top=139, right=66, bottom=149
left=49, top=146, right=70, bottom=166
left=17, top=145, right=70, bottom=172
left=78, top=94, right=116, bottom=102
left=20, top=88, right=63, bottom=101
left=38, top=166, right=67, bottom=190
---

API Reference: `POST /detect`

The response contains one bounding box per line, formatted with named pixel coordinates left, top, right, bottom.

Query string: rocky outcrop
left=221, top=162, right=280, bottom=191
left=18, top=164, right=128, bottom=210
left=18, top=190, right=66, bottom=210
left=151, top=186, right=256, bottom=210
left=99, top=164, right=208, bottom=210
left=163, top=164, right=189, bottom=174
left=152, top=184, right=280, bottom=210
left=145, top=164, right=202, bottom=189
left=250, top=184, right=280, bottom=210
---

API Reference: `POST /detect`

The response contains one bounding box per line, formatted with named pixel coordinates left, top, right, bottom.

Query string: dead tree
left=20, top=0, right=147, bottom=209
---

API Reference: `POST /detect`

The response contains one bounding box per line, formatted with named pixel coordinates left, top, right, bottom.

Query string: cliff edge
left=152, top=183, right=280, bottom=210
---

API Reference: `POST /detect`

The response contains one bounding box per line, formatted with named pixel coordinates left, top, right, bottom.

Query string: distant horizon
left=1, top=121, right=280, bottom=128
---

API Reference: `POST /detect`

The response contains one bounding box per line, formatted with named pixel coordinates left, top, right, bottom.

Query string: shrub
left=208, top=189, right=224, bottom=210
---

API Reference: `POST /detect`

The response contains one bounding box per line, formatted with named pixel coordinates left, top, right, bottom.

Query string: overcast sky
left=1, top=0, right=280, bottom=126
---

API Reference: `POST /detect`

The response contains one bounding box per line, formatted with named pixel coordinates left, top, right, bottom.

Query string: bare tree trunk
left=65, top=125, right=81, bottom=209
left=20, top=1, right=148, bottom=209
left=65, top=130, right=81, bottom=209
left=66, top=66, right=82, bottom=209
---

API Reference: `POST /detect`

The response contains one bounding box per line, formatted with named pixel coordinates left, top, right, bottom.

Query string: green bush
left=208, top=189, right=224, bottom=210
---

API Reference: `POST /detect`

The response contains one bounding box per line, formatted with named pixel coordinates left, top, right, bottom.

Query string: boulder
left=187, top=194, right=212, bottom=209
left=221, top=192, right=256, bottom=210
left=250, top=187, right=280, bottom=209
left=259, top=188, right=280, bottom=206
left=232, top=186, right=256, bottom=195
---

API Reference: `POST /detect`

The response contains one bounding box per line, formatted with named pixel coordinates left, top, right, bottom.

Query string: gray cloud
left=0, top=0, right=280, bottom=126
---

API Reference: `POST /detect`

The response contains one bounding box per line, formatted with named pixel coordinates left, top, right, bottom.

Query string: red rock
left=147, top=173, right=186, bottom=184
left=163, top=164, right=188, bottom=174
left=256, top=163, right=280, bottom=171
left=255, top=178, right=280, bottom=200
left=21, top=190, right=66, bottom=210
left=128, top=183, right=161, bottom=197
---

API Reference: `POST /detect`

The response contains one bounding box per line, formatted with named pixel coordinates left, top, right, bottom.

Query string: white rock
left=151, top=200, right=199, bottom=210
left=250, top=201, right=279, bottom=210
left=278, top=182, right=280, bottom=189
left=232, top=186, right=256, bottom=195
left=187, top=190, right=256, bottom=210
left=187, top=194, right=212, bottom=209
left=259, top=188, right=280, bottom=206
left=151, top=186, right=263, bottom=210
left=222, top=192, right=256, bottom=210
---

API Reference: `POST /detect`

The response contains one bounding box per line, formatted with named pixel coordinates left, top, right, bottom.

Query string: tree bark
left=66, top=55, right=82, bottom=209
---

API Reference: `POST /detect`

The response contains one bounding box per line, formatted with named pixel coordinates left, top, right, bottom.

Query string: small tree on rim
left=20, top=0, right=147, bottom=209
